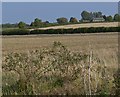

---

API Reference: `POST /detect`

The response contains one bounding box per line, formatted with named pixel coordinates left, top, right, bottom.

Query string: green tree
left=2, top=23, right=18, bottom=28
left=98, top=12, right=102, bottom=17
left=81, top=11, right=91, bottom=20
left=30, top=22, right=35, bottom=27
left=106, top=16, right=113, bottom=22
left=69, top=17, right=78, bottom=23
left=92, top=12, right=102, bottom=18
left=114, top=14, right=120, bottom=21
left=34, top=18, right=42, bottom=27
left=45, top=21, right=49, bottom=24
left=18, top=21, right=26, bottom=29
left=30, top=18, right=42, bottom=27
left=103, top=15, right=107, bottom=21
left=56, top=17, right=68, bottom=24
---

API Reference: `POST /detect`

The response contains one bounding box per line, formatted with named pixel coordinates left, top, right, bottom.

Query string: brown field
left=2, top=32, right=119, bottom=95
left=30, top=22, right=118, bottom=31
left=2, top=32, right=118, bottom=68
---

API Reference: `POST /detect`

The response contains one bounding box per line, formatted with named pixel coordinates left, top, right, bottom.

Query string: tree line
left=2, top=10, right=120, bottom=29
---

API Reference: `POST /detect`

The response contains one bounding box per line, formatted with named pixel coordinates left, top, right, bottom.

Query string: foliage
left=2, top=27, right=119, bottom=35
left=81, top=11, right=104, bottom=21
left=2, top=23, right=18, bottom=28
left=103, top=15, right=107, bottom=21
left=113, top=68, right=120, bottom=96
left=2, top=12, right=120, bottom=30
left=81, top=11, right=91, bottom=20
left=30, top=18, right=42, bottom=27
left=69, top=17, right=78, bottom=23
left=2, top=42, right=87, bottom=95
left=56, top=17, right=68, bottom=24
left=2, top=42, right=117, bottom=95
left=30, top=27, right=119, bottom=35
left=92, top=12, right=103, bottom=18
left=106, top=16, right=113, bottom=22
left=114, top=14, right=120, bottom=22
left=2, top=29, right=30, bottom=35
left=18, top=21, right=26, bottom=29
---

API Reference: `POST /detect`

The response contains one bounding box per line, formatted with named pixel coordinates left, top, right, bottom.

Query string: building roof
left=92, top=17, right=105, bottom=20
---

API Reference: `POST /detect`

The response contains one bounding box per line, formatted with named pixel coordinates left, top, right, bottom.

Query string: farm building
left=82, top=17, right=105, bottom=23
left=81, top=20, right=90, bottom=22
left=92, top=17, right=105, bottom=22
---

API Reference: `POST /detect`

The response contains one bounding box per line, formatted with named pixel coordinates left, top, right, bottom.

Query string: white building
left=92, top=17, right=105, bottom=22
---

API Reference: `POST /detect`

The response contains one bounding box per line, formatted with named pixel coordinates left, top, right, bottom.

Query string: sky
left=2, top=0, right=119, bottom=2
left=0, top=2, right=2, bottom=24
left=2, top=2, right=118, bottom=24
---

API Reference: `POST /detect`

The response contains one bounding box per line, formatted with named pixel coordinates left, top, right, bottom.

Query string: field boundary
left=29, top=22, right=118, bottom=31
left=2, top=32, right=118, bottom=38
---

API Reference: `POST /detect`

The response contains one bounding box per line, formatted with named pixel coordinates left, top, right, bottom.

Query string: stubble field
left=30, top=22, right=118, bottom=31
left=2, top=32, right=118, bottom=68
left=2, top=32, right=119, bottom=95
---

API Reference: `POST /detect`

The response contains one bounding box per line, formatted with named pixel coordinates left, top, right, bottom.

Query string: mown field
left=2, top=32, right=119, bottom=95
left=30, top=22, right=118, bottom=30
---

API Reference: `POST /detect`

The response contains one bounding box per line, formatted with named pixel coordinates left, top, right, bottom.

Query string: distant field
left=30, top=22, right=118, bottom=31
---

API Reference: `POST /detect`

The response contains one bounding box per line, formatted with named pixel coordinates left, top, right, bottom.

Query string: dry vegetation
left=2, top=32, right=119, bottom=95
left=30, top=22, right=118, bottom=31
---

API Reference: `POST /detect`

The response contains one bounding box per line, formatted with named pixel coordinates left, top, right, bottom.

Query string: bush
left=30, top=27, right=119, bottom=35
left=30, top=29, right=45, bottom=34
left=113, top=69, right=120, bottom=96
left=3, top=42, right=116, bottom=95
left=2, top=29, right=30, bottom=35
left=2, top=42, right=87, bottom=95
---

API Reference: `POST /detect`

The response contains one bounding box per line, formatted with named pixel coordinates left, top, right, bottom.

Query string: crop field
left=30, top=22, right=118, bottom=30
left=2, top=32, right=119, bottom=95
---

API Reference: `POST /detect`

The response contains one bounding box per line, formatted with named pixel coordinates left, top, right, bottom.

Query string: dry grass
left=30, top=22, right=118, bottom=31
left=2, top=32, right=118, bottom=95
left=2, top=32, right=118, bottom=68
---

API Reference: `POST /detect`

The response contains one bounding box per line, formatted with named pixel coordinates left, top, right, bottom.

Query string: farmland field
left=2, top=32, right=119, bottom=95
left=3, top=32, right=118, bottom=68
left=2, top=1, right=120, bottom=95
left=30, top=22, right=118, bottom=31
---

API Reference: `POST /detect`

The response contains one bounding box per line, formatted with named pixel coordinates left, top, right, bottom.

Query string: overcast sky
left=2, top=2, right=118, bottom=24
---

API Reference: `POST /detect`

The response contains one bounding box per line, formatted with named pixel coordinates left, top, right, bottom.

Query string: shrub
left=56, top=17, right=68, bottom=24
left=2, top=27, right=119, bottom=35
left=2, top=29, right=30, bottom=35
left=113, top=69, right=120, bottom=96
left=2, top=42, right=116, bottom=95
left=3, top=42, right=87, bottom=95
left=30, top=29, right=45, bottom=34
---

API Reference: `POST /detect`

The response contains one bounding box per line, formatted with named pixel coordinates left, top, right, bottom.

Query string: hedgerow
left=2, top=29, right=30, bottom=35
left=2, top=27, right=120, bottom=35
